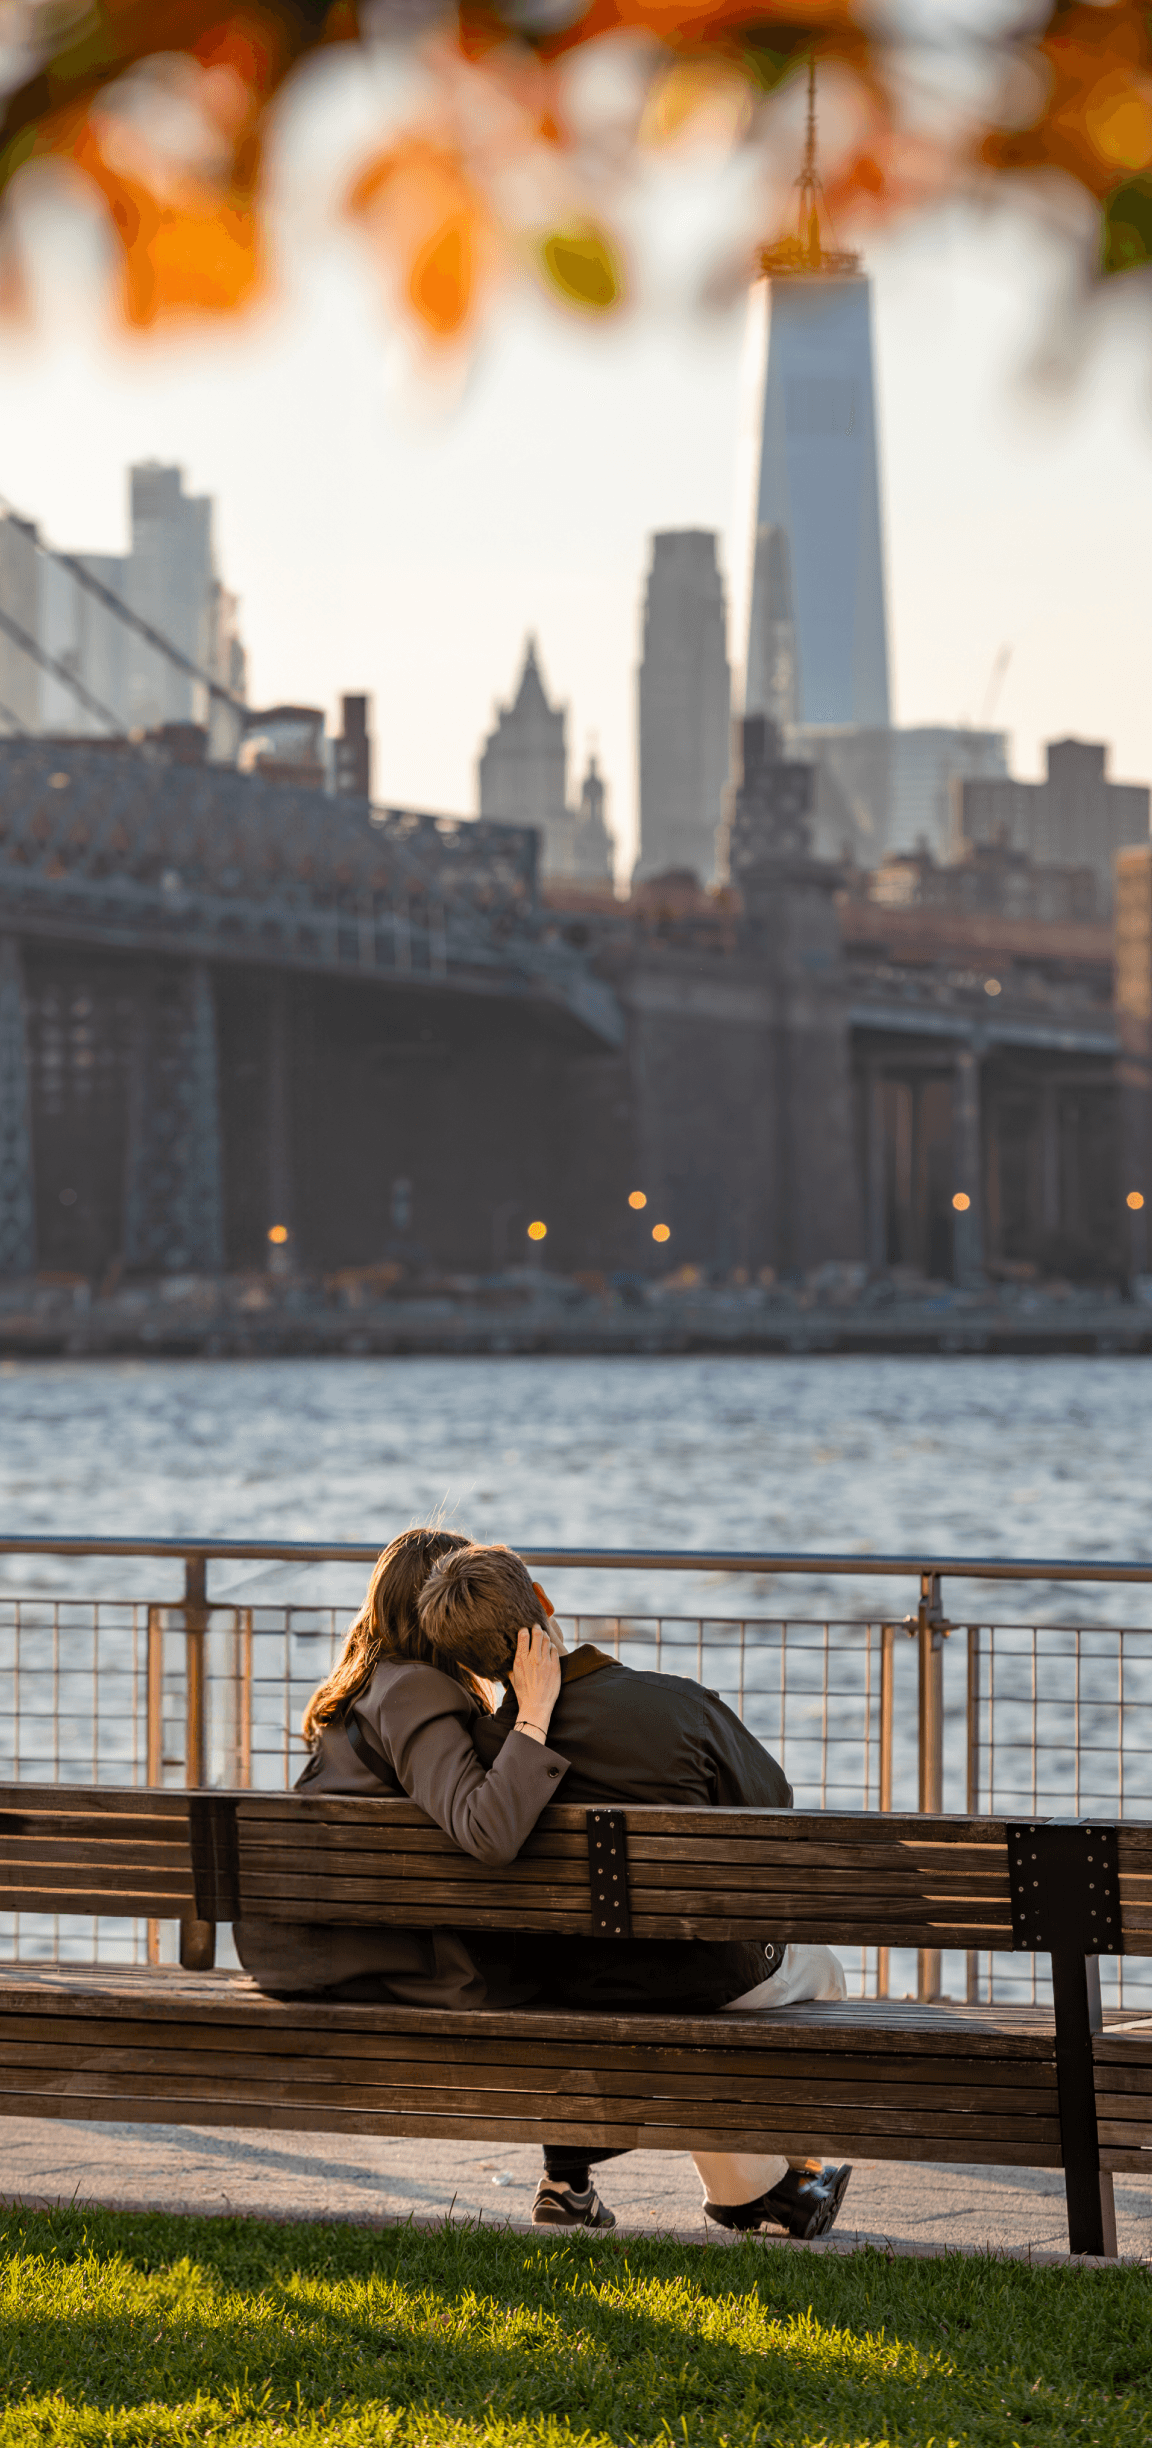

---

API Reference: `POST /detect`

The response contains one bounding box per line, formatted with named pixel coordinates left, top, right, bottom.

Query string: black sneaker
left=705, top=2164, right=852, bottom=2241
left=532, top=2179, right=616, bottom=2229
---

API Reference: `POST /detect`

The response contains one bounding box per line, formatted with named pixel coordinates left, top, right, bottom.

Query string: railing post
left=966, top=1624, right=981, bottom=2004
left=146, top=1603, right=164, bottom=1967
left=914, top=1571, right=949, bottom=2002
left=876, top=1621, right=896, bottom=1999
left=180, top=1552, right=215, bottom=1971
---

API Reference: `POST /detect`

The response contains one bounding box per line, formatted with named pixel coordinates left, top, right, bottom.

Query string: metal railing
left=2, top=1538, right=1152, bottom=2008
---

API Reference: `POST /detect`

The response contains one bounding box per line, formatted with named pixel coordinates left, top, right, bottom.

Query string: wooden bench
left=1, top=1782, right=1150, bottom=2258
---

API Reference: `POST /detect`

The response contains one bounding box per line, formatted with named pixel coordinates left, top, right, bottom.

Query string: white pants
left=690, top=1942, right=847, bottom=2208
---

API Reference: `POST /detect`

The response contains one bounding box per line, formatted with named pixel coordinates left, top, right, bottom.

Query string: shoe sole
left=532, top=2209, right=616, bottom=2229
left=802, top=2164, right=852, bottom=2240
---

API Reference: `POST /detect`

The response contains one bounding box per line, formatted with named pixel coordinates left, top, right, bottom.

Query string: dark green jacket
left=475, top=1644, right=792, bottom=1810
left=473, top=1646, right=792, bottom=2012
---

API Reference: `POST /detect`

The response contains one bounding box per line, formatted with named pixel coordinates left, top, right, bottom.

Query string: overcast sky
left=4, top=126, right=1152, bottom=879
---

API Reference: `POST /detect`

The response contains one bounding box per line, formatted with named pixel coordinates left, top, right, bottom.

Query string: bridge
left=0, top=740, right=623, bottom=1283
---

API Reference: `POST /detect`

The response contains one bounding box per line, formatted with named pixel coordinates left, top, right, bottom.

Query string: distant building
left=571, top=751, right=614, bottom=884
left=862, top=839, right=1101, bottom=927
left=334, top=694, right=372, bottom=799
left=635, top=531, right=731, bottom=885
left=796, top=725, right=1009, bottom=866
left=0, top=513, right=39, bottom=732
left=37, top=463, right=246, bottom=755
left=479, top=638, right=570, bottom=875
left=960, top=739, right=1150, bottom=913
left=744, top=277, right=889, bottom=733
left=239, top=705, right=327, bottom=788
left=478, top=639, right=613, bottom=881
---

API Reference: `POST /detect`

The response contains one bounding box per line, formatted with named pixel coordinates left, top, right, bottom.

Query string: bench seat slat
left=0, top=1967, right=1066, bottom=2050
left=0, top=2086, right=1067, bottom=2163
left=0, top=2011, right=1068, bottom=2096
left=0, top=2068, right=1060, bottom=2146
left=0, top=2039, right=1059, bottom=2123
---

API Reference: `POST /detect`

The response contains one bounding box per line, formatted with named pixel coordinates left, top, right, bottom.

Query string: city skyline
left=3, top=200, right=1152, bottom=876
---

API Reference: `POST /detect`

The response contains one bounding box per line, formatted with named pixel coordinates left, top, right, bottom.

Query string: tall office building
left=37, top=463, right=246, bottom=752
left=635, top=531, right=731, bottom=885
left=742, top=73, right=889, bottom=736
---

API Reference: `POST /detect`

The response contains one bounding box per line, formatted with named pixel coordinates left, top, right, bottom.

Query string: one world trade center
left=743, top=69, right=890, bottom=733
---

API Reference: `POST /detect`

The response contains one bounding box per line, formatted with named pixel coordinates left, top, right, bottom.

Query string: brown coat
left=233, top=1655, right=569, bottom=2007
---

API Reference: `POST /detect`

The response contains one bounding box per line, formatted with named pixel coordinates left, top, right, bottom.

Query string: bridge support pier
left=265, top=975, right=294, bottom=1273
left=0, top=936, right=34, bottom=1278
left=124, top=961, right=224, bottom=1274
left=952, top=1043, right=985, bottom=1286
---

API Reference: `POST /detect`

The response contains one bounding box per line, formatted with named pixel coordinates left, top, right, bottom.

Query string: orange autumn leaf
left=348, top=135, right=496, bottom=341
left=67, top=114, right=263, bottom=324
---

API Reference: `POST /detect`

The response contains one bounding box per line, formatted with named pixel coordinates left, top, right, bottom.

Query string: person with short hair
left=416, top=1540, right=851, bottom=2242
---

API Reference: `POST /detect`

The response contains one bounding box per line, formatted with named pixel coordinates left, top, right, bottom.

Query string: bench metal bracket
left=586, top=1808, right=631, bottom=1939
left=188, top=1794, right=241, bottom=1924
left=1008, top=1821, right=1119, bottom=2259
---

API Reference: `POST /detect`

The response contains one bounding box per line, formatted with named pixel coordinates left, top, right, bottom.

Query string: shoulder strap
left=345, top=1705, right=401, bottom=1790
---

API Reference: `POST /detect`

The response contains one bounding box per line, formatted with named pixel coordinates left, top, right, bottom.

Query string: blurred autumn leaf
left=1, top=1, right=1151, bottom=340
left=981, top=1, right=1152, bottom=277
left=539, top=219, right=621, bottom=310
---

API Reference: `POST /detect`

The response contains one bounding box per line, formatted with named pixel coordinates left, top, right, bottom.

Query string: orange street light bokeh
left=527, top=1219, right=548, bottom=1240
left=984, top=978, right=1002, bottom=997
left=652, top=1223, right=671, bottom=1243
left=628, top=1191, right=647, bottom=1209
left=952, top=1193, right=971, bottom=1212
left=267, top=1224, right=289, bottom=1243
left=1128, top=1191, right=1146, bottom=1211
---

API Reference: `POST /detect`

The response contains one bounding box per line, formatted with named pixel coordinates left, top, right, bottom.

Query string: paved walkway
left=3, top=2121, right=1149, bottom=2259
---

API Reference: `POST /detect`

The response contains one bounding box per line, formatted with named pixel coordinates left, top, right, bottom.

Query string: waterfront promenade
left=2, top=1273, right=1151, bottom=1358
left=3, top=2121, right=1150, bottom=2258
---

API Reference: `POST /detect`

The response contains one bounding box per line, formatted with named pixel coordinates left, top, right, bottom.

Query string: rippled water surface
left=0, top=1350, right=1148, bottom=1622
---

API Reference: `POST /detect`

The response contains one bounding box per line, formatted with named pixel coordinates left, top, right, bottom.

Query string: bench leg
left=1051, top=1948, right=1117, bottom=2259
left=179, top=1918, right=216, bottom=1971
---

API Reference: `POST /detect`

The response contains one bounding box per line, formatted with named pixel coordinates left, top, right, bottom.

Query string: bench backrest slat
left=2, top=1785, right=1149, bottom=1955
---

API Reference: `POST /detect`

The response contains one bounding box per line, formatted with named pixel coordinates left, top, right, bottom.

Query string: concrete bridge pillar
left=123, top=960, right=224, bottom=1274
left=1116, top=845, right=1151, bottom=1282
left=265, top=975, right=294, bottom=1274
left=0, top=936, right=34, bottom=1278
left=952, top=1042, right=985, bottom=1285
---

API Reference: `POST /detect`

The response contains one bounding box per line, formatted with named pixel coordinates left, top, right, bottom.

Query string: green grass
left=0, top=2205, right=1149, bottom=2448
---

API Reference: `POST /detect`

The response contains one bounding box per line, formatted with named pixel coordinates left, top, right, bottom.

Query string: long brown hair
left=301, top=1526, right=486, bottom=1742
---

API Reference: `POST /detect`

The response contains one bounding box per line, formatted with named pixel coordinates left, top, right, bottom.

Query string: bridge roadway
left=0, top=741, right=623, bottom=1048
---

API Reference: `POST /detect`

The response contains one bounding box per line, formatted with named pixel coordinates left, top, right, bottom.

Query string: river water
left=0, top=1349, right=1148, bottom=1620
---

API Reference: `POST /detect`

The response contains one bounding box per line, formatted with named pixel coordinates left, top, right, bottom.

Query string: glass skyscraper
left=745, top=271, right=890, bottom=732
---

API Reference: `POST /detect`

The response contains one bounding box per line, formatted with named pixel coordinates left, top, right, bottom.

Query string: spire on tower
left=759, top=59, right=860, bottom=280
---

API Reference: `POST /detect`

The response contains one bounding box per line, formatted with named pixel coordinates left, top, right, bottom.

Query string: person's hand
left=509, top=1623, right=562, bottom=1742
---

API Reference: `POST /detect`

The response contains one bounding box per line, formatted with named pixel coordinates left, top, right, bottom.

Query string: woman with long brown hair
left=233, top=1524, right=566, bottom=2013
